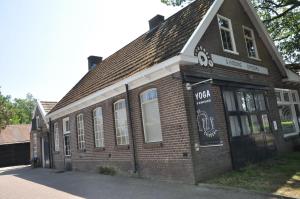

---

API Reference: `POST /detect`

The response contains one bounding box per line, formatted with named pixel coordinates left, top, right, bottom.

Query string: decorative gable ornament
left=194, top=46, right=214, bottom=67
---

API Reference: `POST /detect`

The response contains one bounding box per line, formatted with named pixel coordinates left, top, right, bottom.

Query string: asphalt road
left=0, top=165, right=287, bottom=199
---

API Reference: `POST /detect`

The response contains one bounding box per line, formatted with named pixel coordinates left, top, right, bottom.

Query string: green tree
left=0, top=89, right=13, bottom=129
left=11, top=93, right=37, bottom=124
left=161, top=0, right=300, bottom=64
left=0, top=88, right=37, bottom=129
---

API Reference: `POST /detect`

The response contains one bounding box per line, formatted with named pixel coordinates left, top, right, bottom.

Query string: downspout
left=125, top=84, right=138, bottom=173
left=48, top=118, right=54, bottom=168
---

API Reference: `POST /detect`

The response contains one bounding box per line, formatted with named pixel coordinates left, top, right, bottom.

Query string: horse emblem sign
left=194, top=46, right=214, bottom=67
left=193, top=83, right=221, bottom=146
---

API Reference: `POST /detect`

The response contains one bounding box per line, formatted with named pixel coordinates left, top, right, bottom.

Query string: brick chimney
left=149, top=15, right=165, bottom=30
left=88, top=56, right=102, bottom=71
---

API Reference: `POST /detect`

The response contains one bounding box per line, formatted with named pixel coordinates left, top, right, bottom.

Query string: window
left=243, top=26, right=259, bottom=59
left=33, top=133, right=38, bottom=158
left=77, top=114, right=85, bottom=150
left=114, top=99, right=129, bottom=145
left=140, top=89, right=163, bottom=143
left=54, top=122, right=59, bottom=152
left=217, top=15, right=237, bottom=53
left=64, top=135, right=71, bottom=156
left=93, top=107, right=104, bottom=148
left=276, top=89, right=300, bottom=137
left=63, top=117, right=70, bottom=134
left=36, top=116, right=40, bottom=129
left=223, top=88, right=270, bottom=138
left=223, top=91, right=236, bottom=111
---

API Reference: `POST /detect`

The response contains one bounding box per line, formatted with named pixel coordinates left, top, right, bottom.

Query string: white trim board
left=181, top=0, right=224, bottom=55
left=46, top=55, right=197, bottom=121
left=32, top=101, right=48, bottom=129
left=212, top=54, right=269, bottom=75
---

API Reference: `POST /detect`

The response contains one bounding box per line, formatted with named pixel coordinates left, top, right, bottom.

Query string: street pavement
left=0, top=165, right=288, bottom=199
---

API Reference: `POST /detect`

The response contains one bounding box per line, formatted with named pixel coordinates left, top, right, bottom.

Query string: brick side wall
left=30, top=107, right=49, bottom=166
left=183, top=84, right=232, bottom=182
left=51, top=73, right=195, bottom=183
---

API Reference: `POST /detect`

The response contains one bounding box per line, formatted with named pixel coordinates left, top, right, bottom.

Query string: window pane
left=255, top=93, right=266, bottom=111
left=283, top=92, right=290, bottom=102
left=114, top=100, right=129, bottom=145
left=262, top=114, right=270, bottom=133
left=246, top=39, right=256, bottom=58
left=141, top=89, right=162, bottom=143
left=276, top=91, right=281, bottom=102
left=54, top=123, right=59, bottom=151
left=93, top=107, right=104, bottom=148
left=241, top=115, right=251, bottom=135
left=279, top=105, right=296, bottom=134
left=237, top=91, right=247, bottom=111
left=77, top=114, right=85, bottom=150
left=219, top=18, right=229, bottom=28
left=246, top=93, right=256, bottom=112
left=229, top=116, right=241, bottom=137
left=250, top=115, right=260, bottom=134
left=223, top=91, right=236, bottom=111
left=221, top=29, right=233, bottom=51
left=244, top=29, right=252, bottom=38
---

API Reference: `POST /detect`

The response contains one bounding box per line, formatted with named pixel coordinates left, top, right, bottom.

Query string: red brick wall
left=51, top=72, right=195, bottom=183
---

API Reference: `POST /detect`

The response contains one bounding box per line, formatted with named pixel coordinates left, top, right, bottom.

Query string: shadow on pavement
left=0, top=166, right=290, bottom=199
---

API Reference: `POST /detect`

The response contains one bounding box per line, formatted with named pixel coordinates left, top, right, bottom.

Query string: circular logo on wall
left=194, top=46, right=214, bottom=67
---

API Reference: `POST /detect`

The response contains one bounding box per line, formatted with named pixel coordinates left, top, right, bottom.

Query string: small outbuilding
left=0, top=124, right=31, bottom=167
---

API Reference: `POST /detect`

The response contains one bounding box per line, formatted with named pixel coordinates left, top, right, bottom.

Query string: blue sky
left=0, top=0, right=180, bottom=101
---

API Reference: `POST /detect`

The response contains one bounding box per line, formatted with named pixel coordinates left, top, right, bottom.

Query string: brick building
left=31, top=101, right=57, bottom=168
left=41, top=0, right=300, bottom=183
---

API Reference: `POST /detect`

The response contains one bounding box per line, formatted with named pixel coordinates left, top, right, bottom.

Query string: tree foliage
left=161, top=0, right=300, bottom=64
left=0, top=88, right=37, bottom=130
left=0, top=91, right=13, bottom=129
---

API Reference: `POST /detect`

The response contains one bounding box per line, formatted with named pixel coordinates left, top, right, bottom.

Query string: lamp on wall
left=185, top=78, right=213, bottom=91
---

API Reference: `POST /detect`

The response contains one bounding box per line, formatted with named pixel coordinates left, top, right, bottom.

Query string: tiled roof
left=40, top=101, right=57, bottom=114
left=50, top=0, right=214, bottom=113
left=0, top=125, right=31, bottom=145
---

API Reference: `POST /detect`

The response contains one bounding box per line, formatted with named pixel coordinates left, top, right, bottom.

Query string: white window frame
left=275, top=88, right=300, bottom=137
left=33, top=133, right=38, bottom=158
left=140, top=88, right=163, bottom=143
left=114, top=99, right=129, bottom=145
left=54, top=122, right=59, bottom=152
left=243, top=26, right=260, bottom=60
left=93, top=107, right=105, bottom=148
left=62, top=117, right=70, bottom=135
left=77, top=114, right=85, bottom=150
left=217, top=14, right=238, bottom=55
left=36, top=116, right=40, bottom=129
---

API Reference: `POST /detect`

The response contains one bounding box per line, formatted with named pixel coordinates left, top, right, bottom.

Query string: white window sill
left=223, top=49, right=239, bottom=55
left=249, top=56, right=261, bottom=61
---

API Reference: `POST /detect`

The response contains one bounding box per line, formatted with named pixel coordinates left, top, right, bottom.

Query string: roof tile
left=50, top=0, right=214, bottom=113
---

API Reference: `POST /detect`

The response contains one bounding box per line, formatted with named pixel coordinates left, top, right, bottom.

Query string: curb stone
left=198, top=183, right=298, bottom=199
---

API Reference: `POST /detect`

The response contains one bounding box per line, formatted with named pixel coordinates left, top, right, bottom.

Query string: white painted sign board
left=211, top=54, right=269, bottom=75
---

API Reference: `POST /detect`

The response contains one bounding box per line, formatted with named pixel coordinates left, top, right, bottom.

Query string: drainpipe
left=125, top=84, right=138, bottom=173
left=48, top=118, right=54, bottom=169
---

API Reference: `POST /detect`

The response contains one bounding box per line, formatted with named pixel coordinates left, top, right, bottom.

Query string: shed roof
left=0, top=125, right=31, bottom=145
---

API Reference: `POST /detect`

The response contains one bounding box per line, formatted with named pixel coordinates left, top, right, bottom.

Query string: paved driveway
left=0, top=166, right=287, bottom=199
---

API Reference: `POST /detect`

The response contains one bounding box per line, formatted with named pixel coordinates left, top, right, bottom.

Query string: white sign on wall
left=211, top=54, right=269, bottom=75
